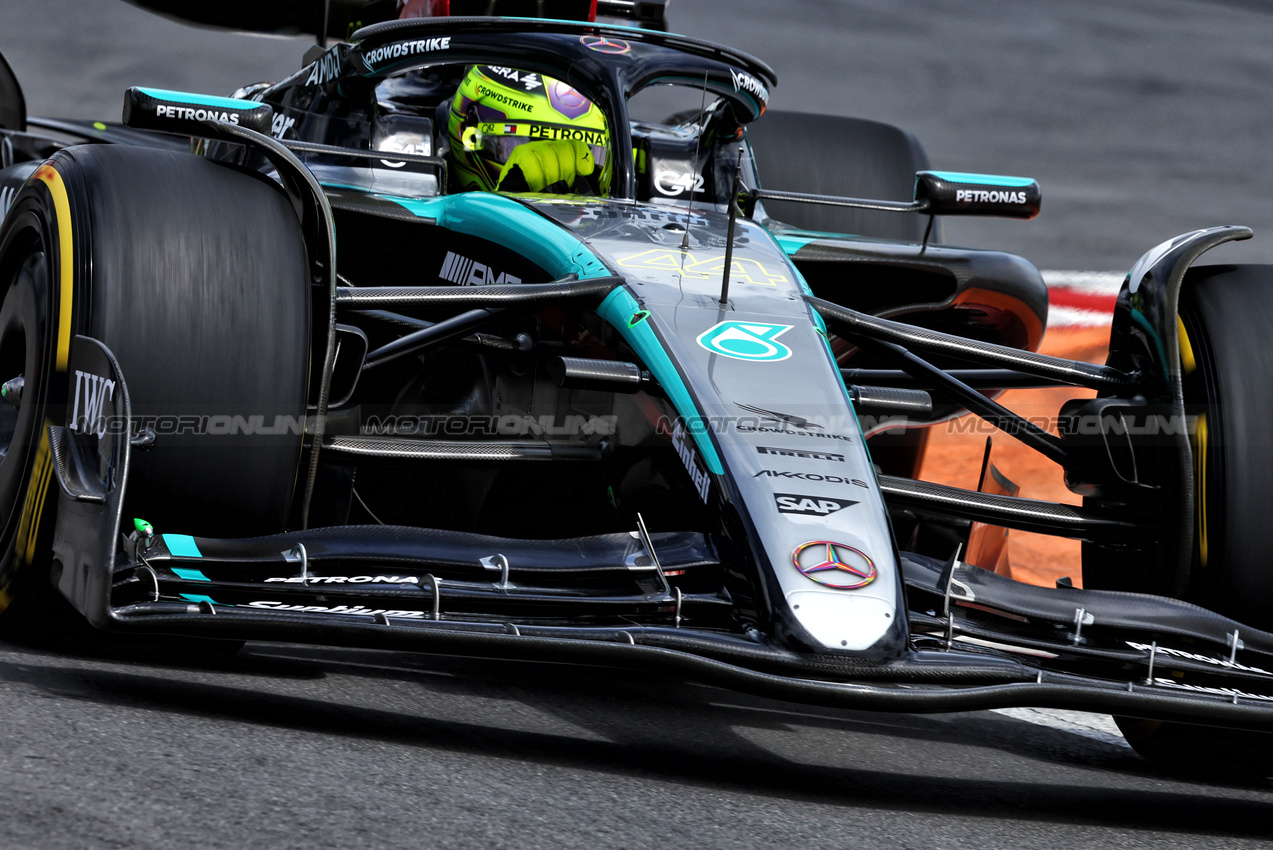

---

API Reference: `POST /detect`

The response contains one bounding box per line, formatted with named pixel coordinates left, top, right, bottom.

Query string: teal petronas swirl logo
left=696, top=321, right=793, bottom=362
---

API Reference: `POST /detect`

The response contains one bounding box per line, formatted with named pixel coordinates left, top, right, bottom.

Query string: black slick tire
left=1115, top=264, right=1273, bottom=777
left=0, top=145, right=309, bottom=639
left=1178, top=264, right=1273, bottom=625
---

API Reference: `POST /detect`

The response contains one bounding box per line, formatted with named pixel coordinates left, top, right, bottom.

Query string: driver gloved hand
left=496, top=139, right=595, bottom=193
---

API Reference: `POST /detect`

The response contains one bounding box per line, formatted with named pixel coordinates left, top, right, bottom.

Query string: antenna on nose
left=719, top=146, right=745, bottom=306
left=680, top=71, right=711, bottom=251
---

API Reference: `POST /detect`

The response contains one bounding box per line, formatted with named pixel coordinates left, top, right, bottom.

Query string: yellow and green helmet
left=447, top=65, right=612, bottom=195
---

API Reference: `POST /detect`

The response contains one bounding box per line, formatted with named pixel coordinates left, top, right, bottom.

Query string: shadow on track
left=0, top=639, right=1268, bottom=839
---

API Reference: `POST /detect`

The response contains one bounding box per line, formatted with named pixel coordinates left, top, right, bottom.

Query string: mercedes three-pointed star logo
left=580, top=35, right=632, bottom=54
left=792, top=541, right=877, bottom=590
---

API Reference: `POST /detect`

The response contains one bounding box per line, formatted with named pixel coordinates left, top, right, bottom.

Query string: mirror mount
left=749, top=169, right=1040, bottom=246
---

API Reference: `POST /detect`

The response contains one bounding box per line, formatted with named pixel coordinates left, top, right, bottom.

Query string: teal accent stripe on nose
left=597, top=287, right=724, bottom=474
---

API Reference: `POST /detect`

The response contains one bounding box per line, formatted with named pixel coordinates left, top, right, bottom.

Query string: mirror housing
left=122, top=87, right=275, bottom=136
left=914, top=170, right=1040, bottom=219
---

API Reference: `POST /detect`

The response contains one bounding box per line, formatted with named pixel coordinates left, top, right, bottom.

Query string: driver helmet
left=446, top=65, right=612, bottom=195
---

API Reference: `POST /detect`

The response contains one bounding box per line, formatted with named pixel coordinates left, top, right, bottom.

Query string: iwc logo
left=792, top=540, right=876, bottom=590
left=696, top=321, right=793, bottom=362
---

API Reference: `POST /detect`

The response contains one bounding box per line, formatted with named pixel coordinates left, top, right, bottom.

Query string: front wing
left=45, top=336, right=1273, bottom=734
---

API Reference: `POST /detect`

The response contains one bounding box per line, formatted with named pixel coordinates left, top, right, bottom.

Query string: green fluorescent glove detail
left=496, top=139, right=595, bottom=193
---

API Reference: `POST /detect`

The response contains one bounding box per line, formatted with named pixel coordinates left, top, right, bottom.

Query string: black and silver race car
left=2, top=1, right=1272, bottom=775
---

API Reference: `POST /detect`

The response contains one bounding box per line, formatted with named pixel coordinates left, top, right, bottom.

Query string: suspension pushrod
left=873, top=340, right=1068, bottom=465
left=841, top=368, right=1073, bottom=390
left=811, top=296, right=1133, bottom=391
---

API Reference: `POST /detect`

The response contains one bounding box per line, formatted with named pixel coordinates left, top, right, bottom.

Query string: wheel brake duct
left=1102, top=226, right=1252, bottom=589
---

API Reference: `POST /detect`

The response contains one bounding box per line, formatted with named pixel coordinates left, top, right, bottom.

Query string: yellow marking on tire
left=33, top=165, right=74, bottom=371
left=1195, top=413, right=1209, bottom=568
left=1177, top=315, right=1196, bottom=374
left=15, top=425, right=53, bottom=567
left=1179, top=319, right=1208, bottom=568
left=26, top=431, right=54, bottom=567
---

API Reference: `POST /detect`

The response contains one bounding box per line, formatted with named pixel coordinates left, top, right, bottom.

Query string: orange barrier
left=915, top=325, right=1113, bottom=588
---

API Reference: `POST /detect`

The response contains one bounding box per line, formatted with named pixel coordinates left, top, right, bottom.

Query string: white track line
left=1040, top=270, right=1124, bottom=329
left=1047, top=305, right=1115, bottom=328
left=1040, top=270, right=1125, bottom=293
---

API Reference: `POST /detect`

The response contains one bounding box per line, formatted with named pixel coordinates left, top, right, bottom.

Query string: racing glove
left=496, top=139, right=596, bottom=193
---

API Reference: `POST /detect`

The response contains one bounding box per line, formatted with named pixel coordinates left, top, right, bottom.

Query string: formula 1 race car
left=2, top=2, right=1273, bottom=776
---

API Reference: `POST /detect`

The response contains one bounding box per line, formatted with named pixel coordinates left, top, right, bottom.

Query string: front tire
left=1178, top=264, right=1273, bottom=625
left=0, top=146, right=310, bottom=638
left=1114, top=264, right=1273, bottom=776
left=0, top=189, right=73, bottom=639
left=70, top=145, right=311, bottom=539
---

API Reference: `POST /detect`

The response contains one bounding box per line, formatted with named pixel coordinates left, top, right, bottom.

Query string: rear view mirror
left=914, top=171, right=1040, bottom=219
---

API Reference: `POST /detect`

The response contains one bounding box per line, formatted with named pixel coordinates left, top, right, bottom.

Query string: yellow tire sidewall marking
left=1179, top=317, right=1208, bottom=568
left=1195, top=412, right=1209, bottom=568
left=1, top=165, right=77, bottom=608
left=1177, top=314, right=1196, bottom=375
left=14, top=424, right=53, bottom=568
left=33, top=164, right=74, bottom=372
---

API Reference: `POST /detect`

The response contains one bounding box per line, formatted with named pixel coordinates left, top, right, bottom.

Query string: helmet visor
left=474, top=122, right=609, bottom=172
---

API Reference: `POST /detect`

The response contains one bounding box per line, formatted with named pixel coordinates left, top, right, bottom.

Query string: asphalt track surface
left=1, top=1, right=1273, bottom=847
